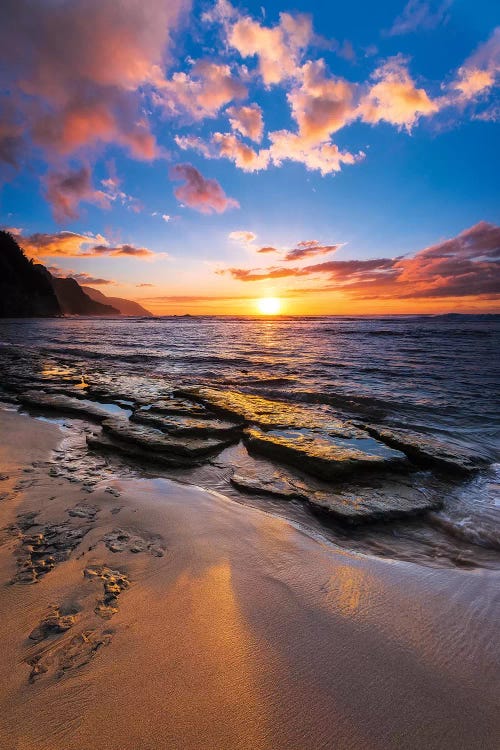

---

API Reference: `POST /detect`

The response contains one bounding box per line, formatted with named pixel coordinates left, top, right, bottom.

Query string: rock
left=131, top=409, right=242, bottom=439
left=230, top=466, right=440, bottom=522
left=231, top=471, right=304, bottom=500
left=18, top=391, right=113, bottom=421
left=363, top=425, right=489, bottom=474
left=306, top=475, right=441, bottom=522
left=86, top=432, right=197, bottom=468
left=176, top=386, right=361, bottom=434
left=244, top=427, right=407, bottom=481
left=101, top=417, right=236, bottom=458
left=144, top=398, right=209, bottom=418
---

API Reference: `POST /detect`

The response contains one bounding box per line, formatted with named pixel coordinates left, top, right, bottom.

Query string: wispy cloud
left=387, top=0, right=452, bottom=37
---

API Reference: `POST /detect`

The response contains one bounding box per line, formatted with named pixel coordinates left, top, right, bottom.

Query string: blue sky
left=0, top=0, right=499, bottom=313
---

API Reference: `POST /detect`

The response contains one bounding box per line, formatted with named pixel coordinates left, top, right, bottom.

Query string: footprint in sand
left=26, top=629, right=113, bottom=683
left=25, top=566, right=130, bottom=683
left=84, top=565, right=130, bottom=619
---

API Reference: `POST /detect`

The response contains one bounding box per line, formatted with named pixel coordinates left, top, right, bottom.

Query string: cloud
left=10, top=229, right=157, bottom=259
left=387, top=0, right=452, bottom=36
left=257, top=246, right=279, bottom=254
left=137, top=283, right=156, bottom=287
left=218, top=222, right=500, bottom=301
left=268, top=130, right=364, bottom=175
left=359, top=55, right=438, bottom=130
left=100, top=164, right=142, bottom=213
left=0, top=0, right=188, bottom=163
left=176, top=131, right=270, bottom=172
left=92, top=244, right=156, bottom=258
left=227, top=104, right=264, bottom=141
left=287, top=60, right=357, bottom=143
left=212, top=133, right=270, bottom=171
left=175, top=135, right=213, bottom=158
left=450, top=28, right=500, bottom=102
left=46, top=265, right=115, bottom=285
left=227, top=11, right=313, bottom=86
left=229, top=230, right=257, bottom=244
left=285, top=240, right=340, bottom=261
left=155, top=59, right=247, bottom=120
left=44, top=166, right=111, bottom=222
left=169, top=163, right=239, bottom=213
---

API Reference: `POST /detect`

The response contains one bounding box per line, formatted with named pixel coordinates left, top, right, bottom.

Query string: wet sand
left=0, top=407, right=498, bottom=750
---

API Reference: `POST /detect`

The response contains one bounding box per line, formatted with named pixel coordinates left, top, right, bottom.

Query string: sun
left=257, top=297, right=282, bottom=315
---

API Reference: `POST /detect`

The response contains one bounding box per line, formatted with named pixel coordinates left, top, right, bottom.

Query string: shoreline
left=0, top=407, right=499, bottom=749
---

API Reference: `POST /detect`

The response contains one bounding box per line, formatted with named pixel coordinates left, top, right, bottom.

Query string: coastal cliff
left=0, top=229, right=152, bottom=317
left=0, top=230, right=61, bottom=317
left=51, top=277, right=119, bottom=316
left=82, top=286, right=153, bottom=316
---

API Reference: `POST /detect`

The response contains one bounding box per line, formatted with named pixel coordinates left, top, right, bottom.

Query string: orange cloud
left=10, top=229, right=157, bottom=260
left=170, top=163, right=239, bottom=214
left=359, top=55, right=438, bottom=130
left=450, top=28, right=500, bottom=104
left=268, top=130, right=363, bottom=175
left=229, top=230, right=257, bottom=244
left=218, top=222, right=500, bottom=301
left=212, top=133, right=270, bottom=172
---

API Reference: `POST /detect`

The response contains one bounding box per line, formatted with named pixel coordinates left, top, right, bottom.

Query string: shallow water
left=0, top=314, right=499, bottom=568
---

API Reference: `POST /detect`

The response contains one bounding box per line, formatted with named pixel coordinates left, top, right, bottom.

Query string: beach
left=0, top=405, right=498, bottom=750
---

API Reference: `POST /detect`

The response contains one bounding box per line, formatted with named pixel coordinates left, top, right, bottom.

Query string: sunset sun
left=257, top=297, right=282, bottom=315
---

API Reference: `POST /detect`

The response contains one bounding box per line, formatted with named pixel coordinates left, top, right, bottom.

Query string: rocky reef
left=3, top=360, right=491, bottom=527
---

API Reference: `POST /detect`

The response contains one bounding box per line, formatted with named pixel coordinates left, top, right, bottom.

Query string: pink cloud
left=156, top=59, right=247, bottom=120
left=288, top=60, right=357, bottom=143
left=170, top=163, right=239, bottom=214
left=285, top=241, right=340, bottom=261
left=0, top=0, right=188, bottom=163
left=43, top=166, right=111, bottom=222
left=48, top=266, right=115, bottom=286
left=227, top=104, right=264, bottom=142
left=228, top=11, right=313, bottom=85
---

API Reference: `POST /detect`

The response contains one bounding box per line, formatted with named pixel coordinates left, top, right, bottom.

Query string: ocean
left=1, top=314, right=499, bottom=568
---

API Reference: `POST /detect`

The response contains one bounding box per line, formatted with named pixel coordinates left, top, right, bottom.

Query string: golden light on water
left=256, top=297, right=281, bottom=315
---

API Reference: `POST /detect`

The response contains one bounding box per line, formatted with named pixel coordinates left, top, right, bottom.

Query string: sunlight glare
left=257, top=297, right=281, bottom=315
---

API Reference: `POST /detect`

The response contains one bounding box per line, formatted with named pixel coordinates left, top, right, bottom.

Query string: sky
left=0, top=0, right=499, bottom=315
